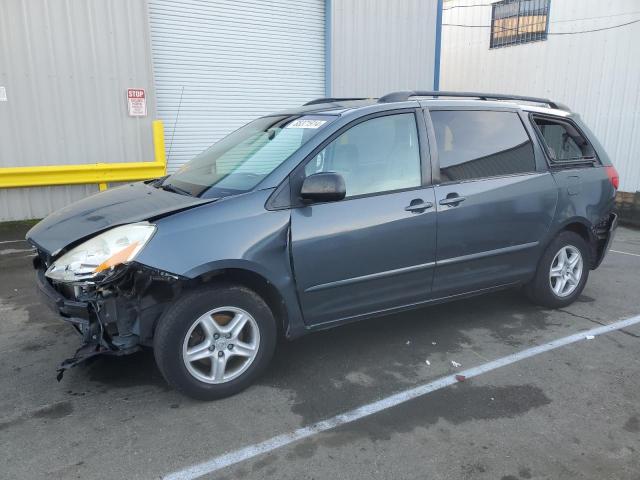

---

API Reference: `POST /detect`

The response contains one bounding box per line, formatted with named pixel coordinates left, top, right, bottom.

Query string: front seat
left=331, top=144, right=360, bottom=196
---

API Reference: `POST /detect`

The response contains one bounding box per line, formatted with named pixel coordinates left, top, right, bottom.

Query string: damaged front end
left=35, top=257, right=183, bottom=379
left=31, top=225, right=184, bottom=380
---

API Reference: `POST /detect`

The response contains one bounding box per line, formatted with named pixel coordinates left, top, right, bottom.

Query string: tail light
left=605, top=165, right=619, bottom=190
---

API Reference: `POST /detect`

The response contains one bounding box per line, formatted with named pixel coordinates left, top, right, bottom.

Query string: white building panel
left=148, top=0, right=326, bottom=172
left=330, top=0, right=439, bottom=97
left=0, top=0, right=157, bottom=221
left=441, top=0, right=640, bottom=192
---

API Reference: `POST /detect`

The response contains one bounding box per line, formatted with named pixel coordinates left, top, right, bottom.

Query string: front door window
left=304, top=113, right=421, bottom=197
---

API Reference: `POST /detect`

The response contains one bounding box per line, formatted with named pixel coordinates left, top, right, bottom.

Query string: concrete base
left=616, top=191, right=640, bottom=228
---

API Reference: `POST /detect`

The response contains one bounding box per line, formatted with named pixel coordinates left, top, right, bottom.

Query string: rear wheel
left=154, top=284, right=277, bottom=400
left=525, top=231, right=590, bottom=308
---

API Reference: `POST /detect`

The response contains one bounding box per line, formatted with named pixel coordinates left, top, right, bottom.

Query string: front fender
left=183, top=258, right=278, bottom=281
left=135, top=190, right=306, bottom=338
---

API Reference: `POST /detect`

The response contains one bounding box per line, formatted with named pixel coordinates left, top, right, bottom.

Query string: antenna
left=168, top=86, right=185, bottom=163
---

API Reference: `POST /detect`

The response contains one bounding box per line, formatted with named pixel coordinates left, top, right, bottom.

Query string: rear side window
left=532, top=116, right=596, bottom=163
left=431, top=110, right=536, bottom=182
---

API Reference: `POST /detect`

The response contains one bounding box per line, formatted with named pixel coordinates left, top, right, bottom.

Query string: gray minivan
left=27, top=91, right=619, bottom=399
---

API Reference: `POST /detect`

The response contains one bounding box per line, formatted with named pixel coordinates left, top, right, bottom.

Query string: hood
left=26, top=182, right=215, bottom=255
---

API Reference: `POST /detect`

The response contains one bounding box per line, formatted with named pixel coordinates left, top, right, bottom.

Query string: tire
left=525, top=231, right=590, bottom=309
left=153, top=283, right=277, bottom=400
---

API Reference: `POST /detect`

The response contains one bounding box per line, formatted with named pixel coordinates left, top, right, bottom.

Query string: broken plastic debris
left=431, top=342, right=437, bottom=345
left=451, top=361, right=462, bottom=368
left=425, top=360, right=431, bottom=366
left=455, top=374, right=466, bottom=382
left=585, top=335, right=595, bottom=340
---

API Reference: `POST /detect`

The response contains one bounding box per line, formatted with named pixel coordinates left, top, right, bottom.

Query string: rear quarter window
left=531, top=115, right=597, bottom=164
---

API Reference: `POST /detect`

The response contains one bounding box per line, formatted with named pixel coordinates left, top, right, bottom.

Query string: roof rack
left=303, top=97, right=370, bottom=106
left=377, top=90, right=568, bottom=111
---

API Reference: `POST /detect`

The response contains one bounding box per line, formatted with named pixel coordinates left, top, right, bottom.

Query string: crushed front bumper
left=34, top=260, right=183, bottom=379
left=36, top=269, right=141, bottom=379
left=36, top=268, right=90, bottom=320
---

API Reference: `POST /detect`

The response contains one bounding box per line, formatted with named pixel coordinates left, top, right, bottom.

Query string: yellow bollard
left=152, top=120, right=167, bottom=169
left=0, top=120, right=167, bottom=189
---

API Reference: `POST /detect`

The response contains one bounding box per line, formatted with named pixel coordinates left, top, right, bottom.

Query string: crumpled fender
left=135, top=190, right=307, bottom=338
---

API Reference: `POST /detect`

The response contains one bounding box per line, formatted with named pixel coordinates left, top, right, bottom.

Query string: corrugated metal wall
left=441, top=0, right=640, bottom=192
left=148, top=0, right=325, bottom=172
left=0, top=0, right=443, bottom=221
left=0, top=0, right=157, bottom=221
left=330, top=0, right=439, bottom=97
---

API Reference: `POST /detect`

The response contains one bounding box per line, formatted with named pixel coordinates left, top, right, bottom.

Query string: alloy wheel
left=182, top=307, right=260, bottom=384
left=549, top=245, right=583, bottom=298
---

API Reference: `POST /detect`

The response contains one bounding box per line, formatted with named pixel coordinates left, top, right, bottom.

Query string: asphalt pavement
left=1, top=223, right=639, bottom=480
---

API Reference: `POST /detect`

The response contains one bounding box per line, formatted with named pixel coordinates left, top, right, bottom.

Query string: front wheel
left=153, top=284, right=277, bottom=400
left=525, top=231, right=590, bottom=308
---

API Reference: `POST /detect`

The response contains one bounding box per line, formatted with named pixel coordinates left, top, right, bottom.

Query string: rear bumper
left=593, top=212, right=618, bottom=268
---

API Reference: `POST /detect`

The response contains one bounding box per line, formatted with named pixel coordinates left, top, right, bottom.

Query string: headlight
left=45, top=223, right=156, bottom=282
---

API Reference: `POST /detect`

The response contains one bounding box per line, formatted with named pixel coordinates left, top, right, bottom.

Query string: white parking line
left=0, top=239, right=26, bottom=244
left=163, top=314, right=640, bottom=480
left=0, top=248, right=33, bottom=255
left=610, top=249, right=640, bottom=258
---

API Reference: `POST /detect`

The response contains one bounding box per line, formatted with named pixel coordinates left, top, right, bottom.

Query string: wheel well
left=191, top=268, right=288, bottom=337
left=562, top=222, right=592, bottom=245
left=562, top=222, right=592, bottom=244
left=560, top=221, right=597, bottom=267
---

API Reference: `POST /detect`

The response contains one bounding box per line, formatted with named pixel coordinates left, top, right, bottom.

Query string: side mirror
left=300, top=172, right=346, bottom=203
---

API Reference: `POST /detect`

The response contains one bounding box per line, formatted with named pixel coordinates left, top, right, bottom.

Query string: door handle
left=405, top=200, right=433, bottom=213
left=439, top=195, right=466, bottom=207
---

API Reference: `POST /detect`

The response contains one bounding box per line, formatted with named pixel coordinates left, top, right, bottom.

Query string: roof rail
left=304, top=97, right=370, bottom=106
left=377, top=90, right=569, bottom=111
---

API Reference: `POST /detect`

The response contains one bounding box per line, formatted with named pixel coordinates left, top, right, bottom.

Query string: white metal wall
left=0, top=0, right=157, bottom=221
left=330, top=0, right=439, bottom=97
left=441, top=0, right=640, bottom=192
left=148, top=0, right=326, bottom=172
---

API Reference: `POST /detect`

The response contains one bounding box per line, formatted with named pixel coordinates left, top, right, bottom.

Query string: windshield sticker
left=285, top=119, right=327, bottom=129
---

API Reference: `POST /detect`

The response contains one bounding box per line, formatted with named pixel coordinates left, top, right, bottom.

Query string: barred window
left=490, top=0, right=550, bottom=48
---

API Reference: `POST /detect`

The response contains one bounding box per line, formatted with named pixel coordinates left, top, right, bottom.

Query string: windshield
left=162, top=115, right=334, bottom=197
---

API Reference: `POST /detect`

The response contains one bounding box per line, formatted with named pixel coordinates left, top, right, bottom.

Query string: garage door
left=148, top=0, right=326, bottom=172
